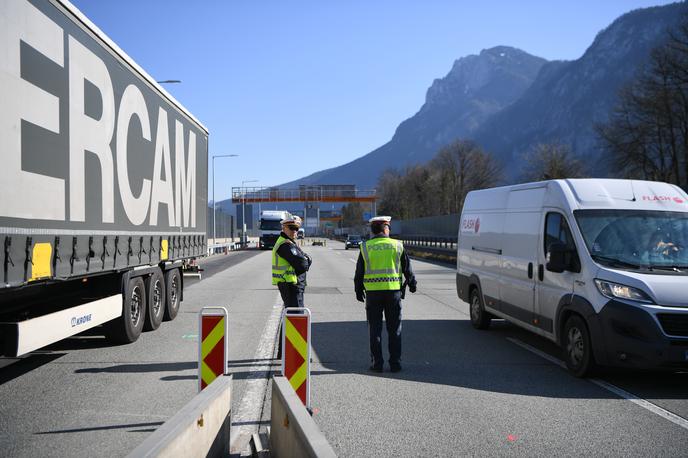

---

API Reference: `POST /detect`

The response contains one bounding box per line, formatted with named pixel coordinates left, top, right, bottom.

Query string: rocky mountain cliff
left=282, top=46, right=546, bottom=188
left=474, top=2, right=688, bottom=180
left=279, top=2, right=688, bottom=188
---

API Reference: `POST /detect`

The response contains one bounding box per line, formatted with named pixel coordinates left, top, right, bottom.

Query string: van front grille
left=657, top=314, right=688, bottom=337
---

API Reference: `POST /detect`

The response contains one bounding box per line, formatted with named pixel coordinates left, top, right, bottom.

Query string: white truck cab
left=259, top=210, right=291, bottom=249
left=456, top=179, right=688, bottom=376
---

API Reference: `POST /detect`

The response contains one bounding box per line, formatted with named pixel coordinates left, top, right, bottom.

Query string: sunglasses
left=286, top=225, right=300, bottom=231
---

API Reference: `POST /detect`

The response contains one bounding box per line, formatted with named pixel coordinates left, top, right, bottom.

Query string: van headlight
left=594, top=279, right=654, bottom=304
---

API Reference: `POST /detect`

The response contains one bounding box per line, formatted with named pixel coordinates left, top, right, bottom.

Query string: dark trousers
left=277, top=282, right=304, bottom=358
left=278, top=282, right=304, bottom=308
left=365, top=290, right=402, bottom=366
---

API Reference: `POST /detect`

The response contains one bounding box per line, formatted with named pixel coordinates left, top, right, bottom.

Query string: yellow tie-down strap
left=161, top=239, right=169, bottom=260
left=30, top=243, right=52, bottom=281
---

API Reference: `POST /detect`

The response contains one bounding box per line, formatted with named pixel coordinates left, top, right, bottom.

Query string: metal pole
left=242, top=191, right=246, bottom=246
left=212, top=156, right=216, bottom=247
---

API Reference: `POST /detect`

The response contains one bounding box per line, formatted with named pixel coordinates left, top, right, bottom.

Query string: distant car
left=345, top=235, right=362, bottom=250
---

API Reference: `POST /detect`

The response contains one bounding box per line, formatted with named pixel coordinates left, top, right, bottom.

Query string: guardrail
left=128, top=375, right=233, bottom=458
left=270, top=376, right=336, bottom=458
left=394, top=235, right=458, bottom=252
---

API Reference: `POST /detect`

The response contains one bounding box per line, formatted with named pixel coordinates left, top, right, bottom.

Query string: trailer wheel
left=563, top=315, right=596, bottom=378
left=164, top=268, right=181, bottom=321
left=469, top=289, right=491, bottom=330
left=105, top=276, right=146, bottom=344
left=144, top=268, right=165, bottom=331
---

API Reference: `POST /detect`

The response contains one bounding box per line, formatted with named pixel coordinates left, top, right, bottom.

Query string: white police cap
left=280, top=215, right=302, bottom=227
left=369, top=216, right=392, bottom=224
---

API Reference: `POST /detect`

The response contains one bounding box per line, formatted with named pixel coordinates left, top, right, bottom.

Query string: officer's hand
left=356, top=290, right=366, bottom=302
left=409, top=282, right=417, bottom=293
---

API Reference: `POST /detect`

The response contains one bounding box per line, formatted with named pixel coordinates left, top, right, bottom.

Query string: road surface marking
left=507, top=337, right=688, bottom=431
left=349, top=258, right=356, bottom=263
left=229, top=294, right=283, bottom=453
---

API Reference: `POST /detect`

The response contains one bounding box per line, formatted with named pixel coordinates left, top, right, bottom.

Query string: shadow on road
left=309, top=318, right=688, bottom=401
left=75, top=361, right=196, bottom=373
left=0, top=353, right=65, bottom=385
left=35, top=421, right=164, bottom=435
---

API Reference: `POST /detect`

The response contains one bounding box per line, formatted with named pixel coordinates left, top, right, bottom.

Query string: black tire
left=563, top=315, right=596, bottom=377
left=469, top=288, right=491, bottom=330
left=105, top=276, right=146, bottom=344
left=163, top=268, right=181, bottom=321
left=144, top=268, right=165, bottom=331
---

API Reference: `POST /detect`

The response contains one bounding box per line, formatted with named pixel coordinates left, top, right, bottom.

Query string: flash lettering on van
left=641, top=195, right=685, bottom=204
left=71, top=314, right=92, bottom=327
left=461, top=217, right=481, bottom=234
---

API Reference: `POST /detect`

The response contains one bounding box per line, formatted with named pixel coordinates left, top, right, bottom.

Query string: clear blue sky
left=70, top=0, right=675, bottom=202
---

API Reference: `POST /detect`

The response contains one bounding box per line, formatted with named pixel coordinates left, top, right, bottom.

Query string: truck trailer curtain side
left=0, top=0, right=209, bottom=355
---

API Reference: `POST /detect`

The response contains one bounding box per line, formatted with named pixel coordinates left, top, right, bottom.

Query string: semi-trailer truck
left=0, top=0, right=209, bottom=356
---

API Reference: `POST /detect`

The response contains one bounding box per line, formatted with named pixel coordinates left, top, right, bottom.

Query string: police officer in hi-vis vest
left=354, top=216, right=416, bottom=372
left=272, top=215, right=312, bottom=357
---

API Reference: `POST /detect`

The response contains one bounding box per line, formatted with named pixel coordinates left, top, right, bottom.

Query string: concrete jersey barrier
left=128, top=375, right=233, bottom=458
left=270, top=375, right=336, bottom=458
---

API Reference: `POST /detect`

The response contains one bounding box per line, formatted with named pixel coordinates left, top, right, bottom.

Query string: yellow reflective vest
left=360, top=236, right=403, bottom=291
left=272, top=236, right=298, bottom=285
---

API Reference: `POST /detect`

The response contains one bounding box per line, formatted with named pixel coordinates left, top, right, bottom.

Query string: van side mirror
left=546, top=242, right=568, bottom=273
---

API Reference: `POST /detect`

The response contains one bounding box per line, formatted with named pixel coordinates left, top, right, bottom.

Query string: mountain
left=281, top=46, right=547, bottom=188
left=473, top=2, right=688, bottom=179
left=281, top=2, right=688, bottom=189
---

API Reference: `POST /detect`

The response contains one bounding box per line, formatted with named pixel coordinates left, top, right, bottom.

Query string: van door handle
left=528, top=262, right=533, bottom=279
left=538, top=264, right=544, bottom=281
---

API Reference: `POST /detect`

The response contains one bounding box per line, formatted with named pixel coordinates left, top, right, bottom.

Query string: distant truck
left=259, top=211, right=291, bottom=249
left=457, top=179, right=688, bottom=376
left=0, top=0, right=208, bottom=356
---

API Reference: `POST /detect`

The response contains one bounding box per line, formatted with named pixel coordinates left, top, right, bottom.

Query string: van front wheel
left=563, top=315, right=596, bottom=377
left=469, top=289, right=491, bottom=330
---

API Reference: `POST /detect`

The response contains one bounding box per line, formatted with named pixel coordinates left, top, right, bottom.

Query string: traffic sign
left=198, top=307, right=229, bottom=391
left=282, top=307, right=312, bottom=409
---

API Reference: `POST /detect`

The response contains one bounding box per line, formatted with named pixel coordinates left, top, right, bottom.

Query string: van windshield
left=574, top=210, right=688, bottom=272
left=260, top=220, right=282, bottom=231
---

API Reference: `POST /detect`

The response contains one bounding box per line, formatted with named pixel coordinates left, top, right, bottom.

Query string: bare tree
left=430, top=140, right=503, bottom=215
left=341, top=202, right=365, bottom=228
left=377, top=140, right=502, bottom=219
left=597, top=19, right=688, bottom=190
left=521, top=143, right=587, bottom=182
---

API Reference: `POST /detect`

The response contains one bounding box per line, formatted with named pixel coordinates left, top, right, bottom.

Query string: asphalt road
left=304, top=241, right=688, bottom=456
left=1, top=242, right=687, bottom=457
left=0, top=249, right=266, bottom=458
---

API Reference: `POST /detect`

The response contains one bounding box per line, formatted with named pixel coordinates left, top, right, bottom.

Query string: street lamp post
left=212, top=154, right=238, bottom=249
left=241, top=179, right=259, bottom=247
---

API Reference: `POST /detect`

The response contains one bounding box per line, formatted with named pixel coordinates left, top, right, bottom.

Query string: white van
left=456, top=179, right=688, bottom=376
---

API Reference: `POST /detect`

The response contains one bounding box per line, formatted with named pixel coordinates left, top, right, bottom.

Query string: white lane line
left=229, top=294, right=283, bottom=453
left=588, top=378, right=688, bottom=431
left=507, top=337, right=688, bottom=431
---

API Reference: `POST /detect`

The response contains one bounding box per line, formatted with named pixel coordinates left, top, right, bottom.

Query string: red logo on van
left=641, top=195, right=685, bottom=204
left=462, top=217, right=481, bottom=234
